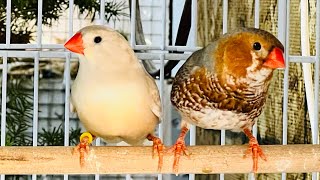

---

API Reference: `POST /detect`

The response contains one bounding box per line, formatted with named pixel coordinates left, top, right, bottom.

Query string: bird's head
left=64, top=25, right=133, bottom=65
left=214, top=28, right=285, bottom=81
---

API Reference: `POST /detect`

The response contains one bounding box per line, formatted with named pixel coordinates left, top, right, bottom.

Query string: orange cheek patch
left=223, top=42, right=252, bottom=78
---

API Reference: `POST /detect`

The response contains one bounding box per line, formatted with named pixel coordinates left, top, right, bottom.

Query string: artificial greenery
left=0, top=77, right=81, bottom=146
left=0, top=0, right=128, bottom=43
left=5, top=78, right=33, bottom=146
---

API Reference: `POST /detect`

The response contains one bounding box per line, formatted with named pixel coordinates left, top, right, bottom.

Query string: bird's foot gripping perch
left=243, top=128, right=267, bottom=173
left=147, top=134, right=164, bottom=171
left=168, top=126, right=190, bottom=175
left=73, top=132, right=95, bottom=167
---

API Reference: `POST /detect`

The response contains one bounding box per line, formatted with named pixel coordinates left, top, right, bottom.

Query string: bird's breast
left=71, top=80, right=158, bottom=144
left=180, top=107, right=255, bottom=131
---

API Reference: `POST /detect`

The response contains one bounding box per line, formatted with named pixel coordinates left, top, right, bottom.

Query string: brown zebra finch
left=64, top=25, right=164, bottom=171
left=170, top=27, right=285, bottom=173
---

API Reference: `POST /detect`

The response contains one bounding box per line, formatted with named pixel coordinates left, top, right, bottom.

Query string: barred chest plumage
left=171, top=67, right=272, bottom=131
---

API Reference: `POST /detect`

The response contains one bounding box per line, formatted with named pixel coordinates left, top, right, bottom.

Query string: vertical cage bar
left=36, top=0, right=43, bottom=46
left=32, top=53, right=39, bottom=180
left=189, top=0, right=197, bottom=146
left=64, top=50, right=71, bottom=180
left=63, top=53, right=71, bottom=180
left=64, top=53, right=71, bottom=146
left=189, top=0, right=197, bottom=145
left=1, top=2, right=9, bottom=178
left=222, top=0, right=228, bottom=34
left=158, top=1, right=167, bottom=179
left=125, top=174, right=131, bottom=180
left=95, top=136, right=101, bottom=180
left=189, top=1, right=197, bottom=180
left=190, top=0, right=197, bottom=47
left=159, top=0, right=166, bottom=137
left=64, top=2, right=73, bottom=180
left=161, top=0, right=167, bottom=50
left=158, top=54, right=165, bottom=180
left=252, top=0, right=260, bottom=143
left=313, top=0, right=320, bottom=147
left=0, top=54, right=8, bottom=180
left=301, top=0, right=316, bottom=144
left=1, top=54, right=8, bottom=146
left=254, top=0, right=260, bottom=28
left=130, top=0, right=136, bottom=47
left=5, top=0, right=11, bottom=46
left=278, top=0, right=289, bottom=179
left=100, top=0, right=105, bottom=25
left=221, top=0, right=228, bottom=145
left=68, top=0, right=74, bottom=37
left=220, top=0, right=228, bottom=179
left=312, top=0, right=320, bottom=179
left=250, top=4, right=261, bottom=177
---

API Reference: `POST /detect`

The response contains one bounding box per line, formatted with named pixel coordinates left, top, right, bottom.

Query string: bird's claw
left=73, top=132, right=94, bottom=167
left=243, top=138, right=267, bottom=173
left=168, top=137, right=189, bottom=175
left=147, top=134, right=164, bottom=171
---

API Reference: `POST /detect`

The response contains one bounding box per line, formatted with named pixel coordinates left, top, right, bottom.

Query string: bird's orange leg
left=73, top=132, right=96, bottom=167
left=168, top=126, right=190, bottom=174
left=147, top=134, right=164, bottom=171
left=243, top=128, right=267, bottom=172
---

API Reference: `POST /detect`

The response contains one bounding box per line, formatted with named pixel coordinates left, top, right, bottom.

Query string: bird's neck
left=79, top=52, right=142, bottom=72
left=220, top=67, right=273, bottom=97
left=75, top=55, right=145, bottom=86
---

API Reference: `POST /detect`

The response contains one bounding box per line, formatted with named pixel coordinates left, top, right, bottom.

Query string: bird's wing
left=173, top=47, right=214, bottom=85
left=144, top=71, right=162, bottom=121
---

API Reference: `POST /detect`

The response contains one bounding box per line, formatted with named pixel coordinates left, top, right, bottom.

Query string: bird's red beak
left=64, top=32, right=84, bottom=55
left=263, top=47, right=285, bottom=69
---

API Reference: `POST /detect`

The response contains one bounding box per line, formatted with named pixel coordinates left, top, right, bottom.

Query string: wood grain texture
left=0, top=145, right=319, bottom=174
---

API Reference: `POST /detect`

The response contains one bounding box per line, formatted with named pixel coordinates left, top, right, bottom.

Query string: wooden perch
left=0, top=145, right=320, bottom=174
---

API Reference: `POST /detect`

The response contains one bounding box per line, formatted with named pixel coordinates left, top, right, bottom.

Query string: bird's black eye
left=253, top=42, right=261, bottom=50
left=94, top=36, right=102, bottom=43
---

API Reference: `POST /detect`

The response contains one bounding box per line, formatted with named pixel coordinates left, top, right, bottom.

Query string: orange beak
left=64, top=32, right=84, bottom=55
left=263, top=47, right=285, bottom=69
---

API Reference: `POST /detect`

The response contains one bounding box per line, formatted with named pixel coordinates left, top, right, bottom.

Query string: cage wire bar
left=313, top=0, right=320, bottom=179
left=63, top=1, right=73, bottom=180
left=300, top=0, right=319, bottom=180
left=159, top=54, right=165, bottom=180
left=0, top=54, right=7, bottom=180
left=220, top=0, right=228, bottom=179
left=32, top=0, right=42, bottom=179
left=1, top=0, right=11, bottom=179
left=94, top=1, right=106, bottom=180
left=0, top=0, right=319, bottom=179
left=158, top=0, right=168, bottom=180
left=189, top=0, right=197, bottom=180
left=248, top=1, right=260, bottom=179
left=278, top=0, right=290, bottom=179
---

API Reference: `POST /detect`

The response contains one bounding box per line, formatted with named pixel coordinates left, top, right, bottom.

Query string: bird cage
left=0, top=0, right=319, bottom=180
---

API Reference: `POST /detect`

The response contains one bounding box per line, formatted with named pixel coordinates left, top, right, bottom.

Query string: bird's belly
left=73, top=86, right=158, bottom=144
left=181, top=108, right=252, bottom=131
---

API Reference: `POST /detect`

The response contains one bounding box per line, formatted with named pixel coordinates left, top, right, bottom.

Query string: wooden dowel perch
left=0, top=145, right=320, bottom=174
